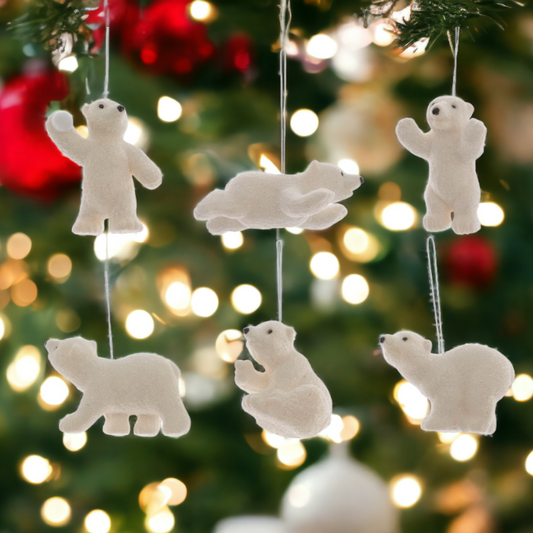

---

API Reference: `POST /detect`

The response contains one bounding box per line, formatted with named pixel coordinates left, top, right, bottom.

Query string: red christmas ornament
left=444, top=235, right=498, bottom=289
left=118, top=0, right=214, bottom=78
left=222, top=34, right=254, bottom=74
left=0, top=69, right=81, bottom=199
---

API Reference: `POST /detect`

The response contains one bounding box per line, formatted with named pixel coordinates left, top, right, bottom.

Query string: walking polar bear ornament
left=194, top=161, right=363, bottom=234
left=45, top=337, right=190, bottom=438
left=234, top=321, right=332, bottom=439
left=46, top=99, right=163, bottom=236
left=379, top=331, right=514, bottom=435
left=396, top=95, right=487, bottom=235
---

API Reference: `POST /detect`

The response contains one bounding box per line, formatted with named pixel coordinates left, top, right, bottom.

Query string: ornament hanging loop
left=448, top=26, right=460, bottom=97
left=103, top=0, right=110, bottom=98
left=427, top=235, right=444, bottom=355
left=104, top=227, right=114, bottom=359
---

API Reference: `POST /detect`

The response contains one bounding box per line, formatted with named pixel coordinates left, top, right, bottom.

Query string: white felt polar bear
left=379, top=331, right=514, bottom=435
left=46, top=99, right=162, bottom=236
left=45, top=337, right=190, bottom=438
left=234, top=321, right=332, bottom=439
left=396, top=96, right=487, bottom=235
left=194, top=161, right=363, bottom=235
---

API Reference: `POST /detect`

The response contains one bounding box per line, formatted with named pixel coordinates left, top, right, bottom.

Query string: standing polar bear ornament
left=194, top=161, right=364, bottom=235
left=45, top=337, right=191, bottom=438
left=396, top=96, right=487, bottom=235
left=379, top=331, right=514, bottom=435
left=46, top=99, right=163, bottom=236
left=234, top=321, right=332, bottom=439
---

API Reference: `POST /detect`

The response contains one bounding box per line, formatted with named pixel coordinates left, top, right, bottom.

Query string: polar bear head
left=82, top=98, right=129, bottom=138
left=45, top=337, right=99, bottom=391
left=427, top=96, right=474, bottom=132
left=304, top=161, right=363, bottom=201
left=243, top=321, right=296, bottom=365
left=379, top=331, right=432, bottom=370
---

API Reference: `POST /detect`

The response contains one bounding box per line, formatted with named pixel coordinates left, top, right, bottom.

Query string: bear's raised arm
left=235, top=360, right=269, bottom=394
left=279, top=187, right=336, bottom=218
left=125, top=143, right=163, bottom=190
left=461, top=118, right=487, bottom=160
left=46, top=111, right=88, bottom=166
left=396, top=118, right=431, bottom=160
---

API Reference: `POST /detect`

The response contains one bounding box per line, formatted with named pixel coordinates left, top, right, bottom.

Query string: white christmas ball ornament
left=281, top=443, right=399, bottom=533
left=52, top=111, right=74, bottom=132
left=214, top=516, right=288, bottom=533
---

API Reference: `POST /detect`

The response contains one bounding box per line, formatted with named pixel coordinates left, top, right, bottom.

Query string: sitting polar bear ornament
left=194, top=161, right=363, bottom=235
left=379, top=331, right=514, bottom=435
left=234, top=321, right=332, bottom=439
left=45, top=337, right=190, bottom=438
left=396, top=95, right=487, bottom=235
left=46, top=99, right=162, bottom=236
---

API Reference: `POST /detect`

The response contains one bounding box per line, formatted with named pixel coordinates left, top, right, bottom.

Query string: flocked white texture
left=45, top=337, right=190, bottom=438
left=235, top=321, right=332, bottom=439
left=193, top=161, right=363, bottom=234
left=396, top=96, right=487, bottom=235
left=46, top=99, right=162, bottom=236
left=380, top=331, right=514, bottom=435
left=281, top=443, right=399, bottom=533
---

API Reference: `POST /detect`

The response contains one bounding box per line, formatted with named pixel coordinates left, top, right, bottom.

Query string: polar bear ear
left=424, top=339, right=432, bottom=352
left=81, top=103, right=90, bottom=117
left=89, top=340, right=97, bottom=352
left=465, top=102, right=474, bottom=118
left=284, top=326, right=296, bottom=342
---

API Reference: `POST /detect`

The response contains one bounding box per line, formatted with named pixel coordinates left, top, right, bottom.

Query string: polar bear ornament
left=396, top=95, right=487, bottom=235
left=379, top=331, right=514, bottom=435
left=45, top=337, right=190, bottom=438
left=193, top=161, right=363, bottom=235
left=234, top=321, right=332, bottom=439
left=46, top=99, right=163, bottom=236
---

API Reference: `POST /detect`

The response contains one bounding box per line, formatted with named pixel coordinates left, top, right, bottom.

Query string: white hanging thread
left=426, top=236, right=444, bottom=355
left=449, top=26, right=460, bottom=97
left=103, top=0, right=110, bottom=99
left=277, top=0, right=291, bottom=322
left=104, top=228, right=114, bottom=359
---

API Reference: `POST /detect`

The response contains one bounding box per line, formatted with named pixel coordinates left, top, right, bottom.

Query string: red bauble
left=118, top=0, right=214, bottom=77
left=444, top=235, right=498, bottom=289
left=222, top=34, right=254, bottom=74
left=0, top=69, right=81, bottom=199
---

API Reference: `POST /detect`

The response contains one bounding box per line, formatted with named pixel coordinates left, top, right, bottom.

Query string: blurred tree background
left=1, top=0, right=533, bottom=532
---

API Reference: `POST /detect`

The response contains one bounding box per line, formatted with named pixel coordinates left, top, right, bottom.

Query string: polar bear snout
left=379, top=336, right=386, bottom=344
left=117, top=105, right=125, bottom=112
left=243, top=327, right=250, bottom=335
left=432, top=107, right=440, bottom=116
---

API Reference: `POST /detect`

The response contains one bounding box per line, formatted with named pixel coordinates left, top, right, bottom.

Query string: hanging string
left=103, top=0, right=110, bottom=99
left=426, top=236, right=444, bottom=355
left=448, top=26, right=460, bottom=97
left=104, top=227, right=114, bottom=359
left=276, top=0, right=291, bottom=322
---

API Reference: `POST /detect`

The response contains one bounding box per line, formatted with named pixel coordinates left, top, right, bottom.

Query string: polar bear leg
left=59, top=397, right=104, bottom=433
left=423, top=187, right=452, bottom=233
left=206, top=216, right=247, bottom=234
left=103, top=413, right=131, bottom=436
left=160, top=401, right=191, bottom=438
left=302, top=204, right=347, bottom=231
left=108, top=202, right=143, bottom=234
left=72, top=201, right=106, bottom=236
left=463, top=401, right=497, bottom=435
left=451, top=198, right=481, bottom=235
left=134, top=414, right=161, bottom=437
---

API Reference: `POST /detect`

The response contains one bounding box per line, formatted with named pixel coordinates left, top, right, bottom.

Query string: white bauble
left=214, top=516, right=288, bottom=533
left=281, top=443, right=399, bottom=533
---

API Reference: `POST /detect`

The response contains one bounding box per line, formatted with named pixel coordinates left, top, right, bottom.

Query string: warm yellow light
left=125, top=310, right=155, bottom=339
left=84, top=510, right=111, bottom=533
left=6, top=345, right=41, bottom=392
left=391, top=475, right=422, bottom=508
left=124, top=117, right=147, bottom=147
left=478, top=202, right=504, bottom=227
left=277, top=441, right=307, bottom=468
left=11, top=278, right=38, bottom=307
left=287, top=483, right=311, bottom=508
left=76, top=125, right=89, bottom=138
left=216, top=329, right=244, bottom=363
left=344, top=228, right=368, bottom=254
left=262, top=430, right=297, bottom=449
left=337, top=158, right=360, bottom=175
left=94, top=224, right=149, bottom=261
left=63, top=432, right=87, bottom=452
left=145, top=507, right=175, bottom=533
left=189, top=0, right=212, bottom=21
left=56, top=309, right=81, bottom=333
left=340, top=415, right=360, bottom=441
left=21, top=455, right=53, bottom=484
left=290, top=109, right=319, bottom=137
left=165, top=282, right=191, bottom=311
left=380, top=202, right=416, bottom=231
left=372, top=22, right=395, bottom=47
left=320, top=414, right=344, bottom=443
left=41, top=497, right=71, bottom=526
left=512, top=374, right=533, bottom=402
left=191, top=287, right=218, bottom=317
left=306, top=34, right=338, bottom=59
left=231, top=284, right=262, bottom=314
left=40, top=376, right=69, bottom=406
left=394, top=380, right=429, bottom=422
left=0, top=316, right=4, bottom=341
left=160, top=478, right=187, bottom=506
left=286, top=227, right=304, bottom=235
left=157, top=96, right=182, bottom=123
left=310, top=252, right=339, bottom=280
left=139, top=483, right=170, bottom=514
left=221, top=231, right=244, bottom=250
left=437, top=432, right=459, bottom=444
left=48, top=254, right=72, bottom=281
left=7, top=232, right=32, bottom=259
left=400, top=38, right=428, bottom=58
left=526, top=451, right=533, bottom=476
left=58, top=55, right=79, bottom=73
left=259, top=154, right=281, bottom=174
left=341, top=274, right=369, bottom=305
left=450, top=434, right=478, bottom=462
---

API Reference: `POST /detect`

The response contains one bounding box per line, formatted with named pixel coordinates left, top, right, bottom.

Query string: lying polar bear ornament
left=46, top=99, right=162, bottom=236
left=235, top=321, right=332, bottom=439
left=379, top=331, right=514, bottom=435
left=45, top=337, right=190, bottom=438
left=194, top=161, right=363, bottom=235
left=396, top=96, right=487, bottom=235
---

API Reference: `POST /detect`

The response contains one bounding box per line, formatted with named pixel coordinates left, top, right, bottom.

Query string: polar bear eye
left=451, top=105, right=456, bottom=109
left=402, top=336, right=408, bottom=341
left=99, top=104, right=104, bottom=109
left=267, top=329, right=273, bottom=334
left=340, top=172, right=344, bottom=176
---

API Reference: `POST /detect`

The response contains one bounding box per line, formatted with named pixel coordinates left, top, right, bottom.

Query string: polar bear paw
left=52, top=111, right=74, bottom=132
left=423, top=213, right=452, bottom=233
left=452, top=214, right=481, bottom=235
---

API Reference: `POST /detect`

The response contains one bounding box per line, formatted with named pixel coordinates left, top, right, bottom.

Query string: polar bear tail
left=194, top=190, right=227, bottom=220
